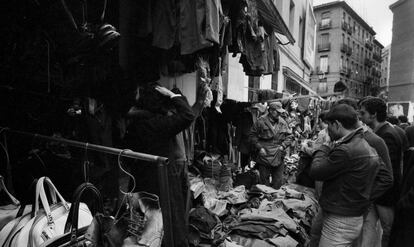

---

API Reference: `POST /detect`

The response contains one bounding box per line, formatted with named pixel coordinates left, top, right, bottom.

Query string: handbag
left=41, top=182, right=103, bottom=247
left=0, top=179, right=42, bottom=247
left=0, top=175, right=23, bottom=231
left=15, top=177, right=92, bottom=247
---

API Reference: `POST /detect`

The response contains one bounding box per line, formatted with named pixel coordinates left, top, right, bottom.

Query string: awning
left=282, top=67, right=319, bottom=97
left=256, top=0, right=295, bottom=44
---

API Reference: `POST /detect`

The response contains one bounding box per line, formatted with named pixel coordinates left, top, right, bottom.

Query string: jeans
left=257, top=163, right=285, bottom=189
left=319, top=212, right=363, bottom=247
left=358, top=204, right=394, bottom=247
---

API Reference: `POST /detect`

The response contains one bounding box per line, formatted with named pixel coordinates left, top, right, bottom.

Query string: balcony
left=319, top=20, right=332, bottom=30
left=365, top=41, right=373, bottom=50
left=373, top=53, right=382, bottom=62
left=365, top=58, right=373, bottom=67
left=347, top=25, right=353, bottom=35
left=341, top=44, right=348, bottom=53
left=316, top=66, right=330, bottom=75
left=342, top=21, right=348, bottom=31
left=347, top=47, right=353, bottom=56
left=340, top=67, right=348, bottom=75
left=318, top=43, right=331, bottom=52
left=365, top=76, right=373, bottom=84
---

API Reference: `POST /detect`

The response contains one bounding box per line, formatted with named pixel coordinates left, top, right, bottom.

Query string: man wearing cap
left=249, top=101, right=293, bottom=189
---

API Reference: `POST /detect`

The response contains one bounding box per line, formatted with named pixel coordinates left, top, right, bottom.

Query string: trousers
left=319, top=212, right=363, bottom=247
left=357, top=204, right=394, bottom=247
left=256, top=163, right=284, bottom=189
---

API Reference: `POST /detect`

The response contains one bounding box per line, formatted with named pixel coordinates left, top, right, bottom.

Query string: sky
left=313, top=0, right=396, bottom=47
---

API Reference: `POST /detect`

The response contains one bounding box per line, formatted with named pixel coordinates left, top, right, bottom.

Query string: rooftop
left=314, top=0, right=376, bottom=35
left=374, top=39, right=384, bottom=49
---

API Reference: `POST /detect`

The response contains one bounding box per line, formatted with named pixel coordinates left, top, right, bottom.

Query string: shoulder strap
left=263, top=117, right=278, bottom=137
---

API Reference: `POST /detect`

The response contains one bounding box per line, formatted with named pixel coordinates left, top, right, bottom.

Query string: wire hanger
left=83, top=143, right=90, bottom=183
left=118, top=149, right=135, bottom=195
left=30, top=134, right=47, bottom=171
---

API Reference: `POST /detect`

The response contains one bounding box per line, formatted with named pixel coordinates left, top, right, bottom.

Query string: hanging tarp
left=256, top=0, right=295, bottom=44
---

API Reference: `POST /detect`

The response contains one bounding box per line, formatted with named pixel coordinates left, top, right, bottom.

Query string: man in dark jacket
left=359, top=97, right=402, bottom=247
left=310, top=104, right=390, bottom=246
left=390, top=152, right=414, bottom=246
left=125, top=85, right=195, bottom=247
left=249, top=101, right=293, bottom=189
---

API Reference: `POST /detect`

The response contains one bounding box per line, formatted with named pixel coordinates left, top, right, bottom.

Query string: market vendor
left=249, top=101, right=293, bottom=189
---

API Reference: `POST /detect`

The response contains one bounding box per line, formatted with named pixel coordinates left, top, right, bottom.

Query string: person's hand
left=259, top=148, right=267, bottom=156
left=155, top=86, right=177, bottom=98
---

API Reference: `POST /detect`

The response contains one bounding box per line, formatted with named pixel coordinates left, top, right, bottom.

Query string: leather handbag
left=0, top=179, right=41, bottom=247
left=15, top=177, right=92, bottom=247
left=41, top=182, right=103, bottom=247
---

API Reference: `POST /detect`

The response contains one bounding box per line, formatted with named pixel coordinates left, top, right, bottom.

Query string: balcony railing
left=347, top=47, right=353, bottom=56
left=365, top=58, right=373, bottom=67
left=340, top=67, right=348, bottom=75
left=347, top=25, right=353, bottom=34
left=318, top=43, right=331, bottom=52
left=317, top=66, right=330, bottom=74
left=319, top=20, right=332, bottom=30
left=341, top=44, right=348, bottom=53
left=365, top=41, right=373, bottom=50
left=373, top=53, right=382, bottom=62
left=342, top=21, right=348, bottom=31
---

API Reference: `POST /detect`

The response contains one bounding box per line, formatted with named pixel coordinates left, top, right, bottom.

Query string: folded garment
left=267, top=235, right=298, bottom=247
left=250, top=184, right=279, bottom=194
left=238, top=208, right=298, bottom=233
left=218, top=185, right=248, bottom=204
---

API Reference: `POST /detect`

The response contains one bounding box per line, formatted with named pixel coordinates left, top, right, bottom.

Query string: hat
left=268, top=101, right=286, bottom=113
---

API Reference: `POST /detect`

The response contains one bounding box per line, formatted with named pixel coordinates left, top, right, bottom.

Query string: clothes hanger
left=83, top=143, right=90, bottom=183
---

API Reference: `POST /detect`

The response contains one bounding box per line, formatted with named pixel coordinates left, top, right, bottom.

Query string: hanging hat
left=268, top=101, right=286, bottom=113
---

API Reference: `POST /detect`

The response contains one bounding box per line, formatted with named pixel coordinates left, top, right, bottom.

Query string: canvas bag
left=15, top=177, right=92, bottom=247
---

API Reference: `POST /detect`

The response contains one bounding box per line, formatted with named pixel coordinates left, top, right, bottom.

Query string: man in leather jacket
left=310, top=104, right=391, bottom=246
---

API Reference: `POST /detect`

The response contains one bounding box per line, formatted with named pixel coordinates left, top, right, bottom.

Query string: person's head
left=387, top=116, right=399, bottom=125
left=334, top=98, right=359, bottom=111
left=136, top=82, right=169, bottom=115
left=268, top=101, right=286, bottom=121
left=398, top=115, right=408, bottom=124
left=325, top=104, right=359, bottom=141
left=359, top=97, right=387, bottom=126
left=318, top=111, right=329, bottom=129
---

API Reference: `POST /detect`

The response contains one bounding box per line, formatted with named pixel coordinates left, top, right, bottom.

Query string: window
left=321, top=11, right=331, bottom=26
left=357, top=25, right=360, bottom=37
left=320, top=56, right=329, bottom=72
left=342, top=34, right=345, bottom=44
left=347, top=37, right=350, bottom=46
left=289, top=0, right=295, bottom=32
left=343, top=12, right=346, bottom=22
left=340, top=56, right=344, bottom=69
left=321, top=33, right=329, bottom=44
left=298, top=17, right=304, bottom=49
left=353, top=21, right=356, bottom=32
left=348, top=16, right=351, bottom=25
left=346, top=58, right=349, bottom=69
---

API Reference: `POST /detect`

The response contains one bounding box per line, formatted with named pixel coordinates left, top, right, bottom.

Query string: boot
left=123, top=192, right=163, bottom=247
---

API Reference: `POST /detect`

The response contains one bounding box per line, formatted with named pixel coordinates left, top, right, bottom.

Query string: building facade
left=380, top=45, right=391, bottom=93
left=389, top=0, right=414, bottom=103
left=226, top=0, right=317, bottom=102
left=311, top=1, right=382, bottom=99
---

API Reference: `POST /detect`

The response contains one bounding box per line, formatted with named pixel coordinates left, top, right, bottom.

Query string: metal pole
left=157, top=160, right=174, bottom=247
left=2, top=128, right=168, bottom=163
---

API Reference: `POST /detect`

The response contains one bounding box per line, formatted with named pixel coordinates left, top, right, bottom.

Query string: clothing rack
left=0, top=127, right=175, bottom=247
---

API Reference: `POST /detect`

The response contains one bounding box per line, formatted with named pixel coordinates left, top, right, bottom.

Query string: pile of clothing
left=188, top=177, right=319, bottom=247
